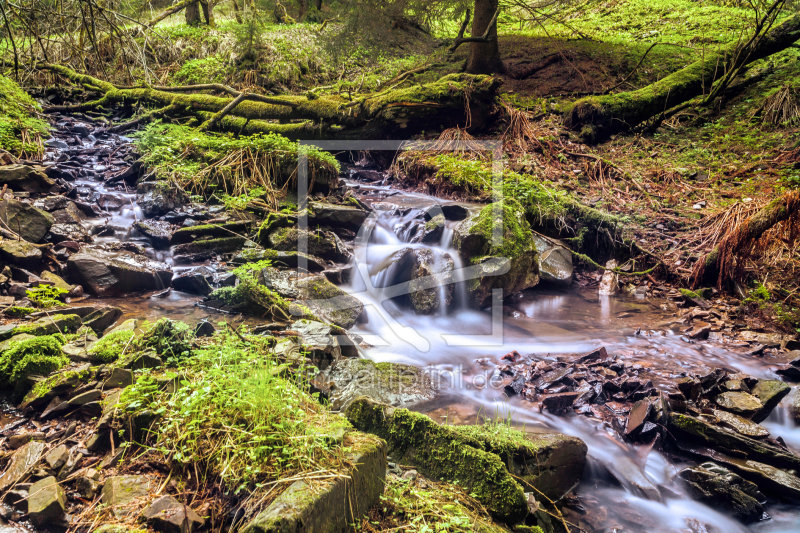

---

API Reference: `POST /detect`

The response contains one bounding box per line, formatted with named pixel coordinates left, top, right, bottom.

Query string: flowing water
left=9, top=124, right=800, bottom=532
left=338, top=186, right=800, bottom=533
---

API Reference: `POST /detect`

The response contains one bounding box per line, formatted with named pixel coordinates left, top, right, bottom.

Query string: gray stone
left=0, top=199, right=54, bottom=242
left=142, top=495, right=205, bottom=533
left=308, top=201, right=367, bottom=231
left=678, top=464, right=764, bottom=523
left=325, top=358, right=435, bottom=410
left=750, top=380, right=791, bottom=423
left=0, top=164, right=57, bottom=194
left=103, top=367, right=133, bottom=389
left=711, top=409, right=770, bottom=438
left=0, top=240, right=42, bottom=269
left=44, top=445, right=69, bottom=471
left=531, top=233, right=573, bottom=286
left=27, top=476, right=66, bottom=526
left=715, top=391, right=763, bottom=418
left=241, top=435, right=385, bottom=533
left=171, top=272, right=213, bottom=296
left=67, top=245, right=172, bottom=296
left=268, top=227, right=350, bottom=263
left=193, top=321, right=215, bottom=337
left=133, top=220, right=176, bottom=249
left=96, top=389, right=122, bottom=431
left=48, top=222, right=92, bottom=243
left=0, top=313, right=82, bottom=341
left=0, top=440, right=46, bottom=491
left=101, top=475, right=152, bottom=518
left=291, top=319, right=358, bottom=368
left=83, top=307, right=123, bottom=334
left=137, top=181, right=188, bottom=217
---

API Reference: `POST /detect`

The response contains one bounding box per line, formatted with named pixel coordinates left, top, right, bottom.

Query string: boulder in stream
left=308, top=200, right=368, bottom=232
left=67, top=245, right=172, bottom=296
left=133, top=220, right=176, bottom=249
left=267, top=227, right=350, bottom=263
left=678, top=463, right=765, bottom=523
left=452, top=200, right=539, bottom=306
left=137, top=181, right=189, bottom=217
left=0, top=164, right=58, bottom=193
left=531, top=233, right=573, bottom=286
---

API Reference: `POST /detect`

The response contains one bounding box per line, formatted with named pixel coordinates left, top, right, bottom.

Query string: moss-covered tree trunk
left=565, top=13, right=800, bottom=142
left=185, top=1, right=202, bottom=25
left=38, top=64, right=501, bottom=140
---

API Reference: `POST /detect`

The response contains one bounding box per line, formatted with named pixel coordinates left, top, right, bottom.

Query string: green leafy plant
left=26, top=285, right=68, bottom=308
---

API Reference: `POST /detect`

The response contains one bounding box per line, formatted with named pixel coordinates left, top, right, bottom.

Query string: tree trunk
left=231, top=0, right=242, bottom=23
left=200, top=0, right=214, bottom=26
left=298, top=0, right=307, bottom=20
left=185, top=1, right=201, bottom=25
left=315, top=0, right=322, bottom=10
left=565, top=13, right=800, bottom=142
left=465, top=0, right=504, bottom=74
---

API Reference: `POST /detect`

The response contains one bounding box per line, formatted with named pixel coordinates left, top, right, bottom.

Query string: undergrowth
left=118, top=327, right=349, bottom=496
left=135, top=123, right=339, bottom=207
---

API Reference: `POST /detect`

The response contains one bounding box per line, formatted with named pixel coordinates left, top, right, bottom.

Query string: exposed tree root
left=565, top=13, right=800, bottom=142
left=36, top=63, right=501, bottom=140
left=691, top=190, right=800, bottom=290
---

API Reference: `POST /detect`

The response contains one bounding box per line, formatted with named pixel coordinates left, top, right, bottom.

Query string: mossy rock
left=325, top=358, right=436, bottom=410
left=453, top=200, right=539, bottom=306
left=171, top=220, right=252, bottom=245
left=256, top=212, right=297, bottom=245
left=267, top=227, right=349, bottom=263
left=0, top=335, right=70, bottom=392
left=292, top=275, right=364, bottom=329
left=171, top=236, right=247, bottom=256
left=20, top=368, right=93, bottom=409
left=345, top=396, right=528, bottom=523
left=0, top=314, right=82, bottom=341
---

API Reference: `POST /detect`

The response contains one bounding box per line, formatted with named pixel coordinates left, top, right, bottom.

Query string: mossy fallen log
left=36, top=64, right=501, bottom=140
left=565, top=13, right=800, bottom=142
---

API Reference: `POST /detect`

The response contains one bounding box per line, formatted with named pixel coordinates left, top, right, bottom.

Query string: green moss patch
left=88, top=330, right=135, bottom=363
left=0, top=75, right=49, bottom=157
left=0, top=335, right=69, bottom=387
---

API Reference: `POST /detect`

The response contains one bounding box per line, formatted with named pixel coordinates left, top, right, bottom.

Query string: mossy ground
left=0, top=75, right=49, bottom=157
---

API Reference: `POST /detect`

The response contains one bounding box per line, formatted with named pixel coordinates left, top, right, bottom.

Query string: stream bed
left=3, top=114, right=800, bottom=533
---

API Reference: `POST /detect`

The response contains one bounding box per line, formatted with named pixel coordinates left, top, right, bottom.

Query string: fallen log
left=691, top=190, right=800, bottom=290
left=565, top=13, right=800, bottom=142
left=36, top=63, right=501, bottom=140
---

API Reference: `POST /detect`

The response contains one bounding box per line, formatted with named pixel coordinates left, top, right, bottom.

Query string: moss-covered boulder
left=0, top=164, right=56, bottom=194
left=136, top=181, right=188, bottom=217
left=19, top=368, right=93, bottom=409
left=453, top=200, right=539, bottom=307
left=132, top=219, right=175, bottom=249
left=345, top=396, right=528, bottom=523
left=171, top=236, right=247, bottom=257
left=0, top=240, right=43, bottom=269
left=0, top=314, right=82, bottom=341
left=256, top=212, right=298, bottom=245
left=0, top=335, right=70, bottom=391
left=267, top=227, right=350, bottom=263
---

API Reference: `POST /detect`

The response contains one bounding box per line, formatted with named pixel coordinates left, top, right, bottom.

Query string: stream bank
left=1, top=105, right=800, bottom=533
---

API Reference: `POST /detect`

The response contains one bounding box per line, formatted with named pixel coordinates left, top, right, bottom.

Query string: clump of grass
left=174, top=55, right=230, bottom=85
left=0, top=75, right=49, bottom=158
left=0, top=335, right=69, bottom=385
left=135, top=318, right=194, bottom=362
left=135, top=123, right=339, bottom=208
left=88, top=329, right=135, bottom=363
left=26, top=285, right=68, bottom=309
left=119, top=328, right=349, bottom=497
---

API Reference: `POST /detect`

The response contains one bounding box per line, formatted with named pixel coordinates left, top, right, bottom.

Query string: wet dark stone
left=194, top=321, right=215, bottom=337
left=171, top=272, right=213, bottom=296
left=541, top=392, right=579, bottom=413
left=504, top=375, right=526, bottom=397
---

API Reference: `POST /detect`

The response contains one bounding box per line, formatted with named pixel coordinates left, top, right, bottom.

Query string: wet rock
left=137, top=181, right=188, bottom=217
left=268, top=227, right=350, bottom=263
left=294, top=276, right=364, bottom=329
left=750, top=380, right=790, bottom=423
left=776, top=364, right=800, bottom=381
left=790, top=387, right=800, bottom=424
left=67, top=245, right=172, bottom=296
left=75, top=469, right=100, bottom=499
left=531, top=233, right=573, bottom=286
left=532, top=366, right=573, bottom=391
left=142, top=495, right=205, bottom=533
left=504, top=375, right=526, bottom=396
left=133, top=220, right=176, bottom=249
left=171, top=271, right=213, bottom=296
left=624, top=399, right=652, bottom=438
left=101, top=475, right=151, bottom=518
left=325, top=358, right=435, bottom=410
left=193, top=320, right=215, bottom=337
left=417, top=214, right=445, bottom=244
left=0, top=165, right=57, bottom=194
left=118, top=350, right=163, bottom=370
left=82, top=306, right=122, bottom=334
left=0, top=240, right=42, bottom=269
left=711, top=410, right=770, bottom=438
left=0, top=313, right=82, bottom=341
left=541, top=392, right=579, bottom=412
left=0, top=440, right=46, bottom=491
left=714, top=391, right=763, bottom=418
left=669, top=413, right=800, bottom=470
left=0, top=199, right=54, bottom=242
left=598, top=260, right=618, bottom=295
left=452, top=200, right=539, bottom=306
left=170, top=221, right=251, bottom=245
left=19, top=369, right=88, bottom=409
left=291, top=319, right=358, bottom=368
left=40, top=271, right=71, bottom=291
left=233, top=249, right=328, bottom=272
left=7, top=432, right=44, bottom=449
left=308, top=200, right=368, bottom=232
left=678, top=464, right=764, bottom=523
left=408, top=249, right=455, bottom=315
left=27, top=476, right=66, bottom=527
left=739, top=330, right=792, bottom=346
left=171, top=236, right=246, bottom=259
